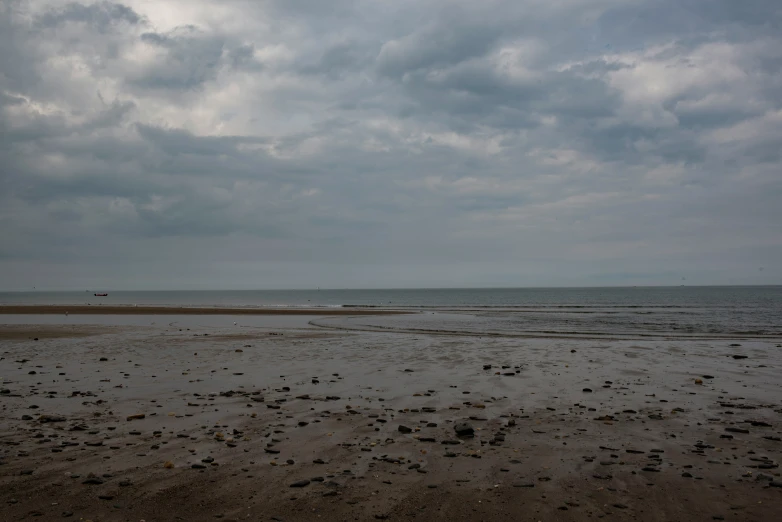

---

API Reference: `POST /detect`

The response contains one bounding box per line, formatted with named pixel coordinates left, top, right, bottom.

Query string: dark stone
left=454, top=422, right=474, bottom=436
left=732, top=355, right=748, bottom=360
left=39, top=414, right=66, bottom=423
left=582, top=388, right=593, bottom=393
left=290, top=480, right=310, bottom=487
left=398, top=425, right=412, bottom=434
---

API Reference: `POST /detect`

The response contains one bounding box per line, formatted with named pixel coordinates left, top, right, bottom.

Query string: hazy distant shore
left=0, top=305, right=406, bottom=315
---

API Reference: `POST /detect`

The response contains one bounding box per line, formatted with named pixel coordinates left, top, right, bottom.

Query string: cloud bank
left=1, top=0, right=780, bottom=289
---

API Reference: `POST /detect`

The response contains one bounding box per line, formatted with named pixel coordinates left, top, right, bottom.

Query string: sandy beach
left=0, top=306, right=405, bottom=316
left=1, top=314, right=781, bottom=521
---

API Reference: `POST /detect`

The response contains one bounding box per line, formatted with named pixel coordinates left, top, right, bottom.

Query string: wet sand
left=1, top=316, right=781, bottom=521
left=0, top=305, right=405, bottom=316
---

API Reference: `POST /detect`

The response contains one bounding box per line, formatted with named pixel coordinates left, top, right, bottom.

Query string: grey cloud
left=227, top=44, right=263, bottom=71
left=132, top=27, right=225, bottom=90
left=0, top=0, right=780, bottom=288
left=135, top=124, right=268, bottom=157
left=0, top=91, right=25, bottom=107
left=298, top=42, right=372, bottom=79
left=36, top=0, right=143, bottom=30
left=376, top=22, right=501, bottom=79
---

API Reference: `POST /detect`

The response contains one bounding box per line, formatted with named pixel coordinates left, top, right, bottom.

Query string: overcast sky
left=1, top=0, right=780, bottom=290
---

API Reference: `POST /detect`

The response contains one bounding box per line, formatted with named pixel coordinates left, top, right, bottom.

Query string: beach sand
left=0, top=305, right=405, bottom=316
left=1, top=317, right=780, bottom=521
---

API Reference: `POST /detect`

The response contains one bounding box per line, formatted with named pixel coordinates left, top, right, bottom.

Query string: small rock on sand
left=454, top=422, right=474, bottom=436
left=39, top=414, right=66, bottom=423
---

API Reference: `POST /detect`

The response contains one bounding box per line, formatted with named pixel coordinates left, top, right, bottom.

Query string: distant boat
left=94, top=293, right=108, bottom=297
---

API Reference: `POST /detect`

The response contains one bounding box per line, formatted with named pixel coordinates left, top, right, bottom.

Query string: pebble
left=39, top=414, right=66, bottom=423
left=454, top=422, right=474, bottom=436
left=290, top=480, right=310, bottom=487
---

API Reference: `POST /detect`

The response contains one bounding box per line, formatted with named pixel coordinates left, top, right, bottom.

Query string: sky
left=1, top=0, right=780, bottom=290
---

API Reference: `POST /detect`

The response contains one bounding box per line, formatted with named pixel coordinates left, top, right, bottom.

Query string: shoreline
left=0, top=304, right=405, bottom=315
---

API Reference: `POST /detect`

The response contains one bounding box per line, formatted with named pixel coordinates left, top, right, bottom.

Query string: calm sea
left=1, top=287, right=780, bottom=337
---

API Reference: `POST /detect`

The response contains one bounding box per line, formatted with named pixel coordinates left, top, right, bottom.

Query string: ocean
left=1, top=286, right=780, bottom=338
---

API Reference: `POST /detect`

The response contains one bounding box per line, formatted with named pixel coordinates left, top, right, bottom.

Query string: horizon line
left=2, top=284, right=780, bottom=293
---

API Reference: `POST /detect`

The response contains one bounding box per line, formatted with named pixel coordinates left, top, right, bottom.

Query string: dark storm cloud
left=0, top=0, right=780, bottom=289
